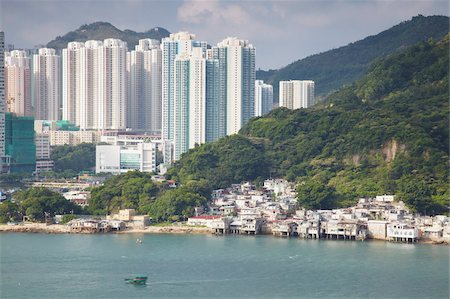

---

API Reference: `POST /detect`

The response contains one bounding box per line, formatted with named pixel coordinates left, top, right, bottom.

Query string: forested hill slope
left=257, top=15, right=449, bottom=100
left=170, top=34, right=449, bottom=215
left=47, top=22, right=170, bottom=50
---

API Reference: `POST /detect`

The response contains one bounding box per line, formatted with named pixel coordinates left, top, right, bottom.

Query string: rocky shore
left=0, top=223, right=213, bottom=235
left=0, top=223, right=71, bottom=233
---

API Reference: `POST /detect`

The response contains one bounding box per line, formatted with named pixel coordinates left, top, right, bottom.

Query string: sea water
left=0, top=233, right=448, bottom=298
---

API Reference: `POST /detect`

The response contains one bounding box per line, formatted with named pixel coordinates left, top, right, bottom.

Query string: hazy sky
left=0, top=0, right=448, bottom=69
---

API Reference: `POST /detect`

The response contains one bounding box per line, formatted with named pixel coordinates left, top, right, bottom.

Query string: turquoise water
left=0, top=233, right=448, bottom=298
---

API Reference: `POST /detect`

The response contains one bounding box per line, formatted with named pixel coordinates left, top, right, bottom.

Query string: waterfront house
left=367, top=220, right=389, bottom=240
left=208, top=217, right=232, bottom=234
left=272, top=220, right=298, bottom=237
left=230, top=220, right=242, bottom=234
left=421, top=226, right=444, bottom=241
left=323, top=219, right=367, bottom=240
left=68, top=219, right=100, bottom=233
left=99, top=221, right=112, bottom=232
left=387, top=222, right=419, bottom=242
left=297, top=219, right=321, bottom=239
left=106, top=209, right=150, bottom=228
left=240, top=217, right=263, bottom=235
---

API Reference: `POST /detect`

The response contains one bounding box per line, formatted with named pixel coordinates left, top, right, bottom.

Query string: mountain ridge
left=47, top=21, right=170, bottom=50
left=257, top=15, right=450, bottom=101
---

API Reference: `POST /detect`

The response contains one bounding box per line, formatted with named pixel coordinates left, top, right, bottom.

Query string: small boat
left=136, top=238, right=142, bottom=244
left=125, top=276, right=147, bottom=285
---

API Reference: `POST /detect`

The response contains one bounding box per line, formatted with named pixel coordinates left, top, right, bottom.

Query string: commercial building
left=95, top=142, right=157, bottom=174
left=279, top=80, right=315, bottom=109
left=5, top=50, right=32, bottom=116
left=5, top=112, right=36, bottom=173
left=254, top=80, right=273, bottom=117
left=96, top=134, right=159, bottom=174
left=33, top=48, right=60, bottom=120
left=127, top=39, right=162, bottom=133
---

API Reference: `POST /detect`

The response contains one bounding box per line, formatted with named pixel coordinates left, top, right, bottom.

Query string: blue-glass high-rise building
left=206, top=47, right=227, bottom=143
left=161, top=32, right=195, bottom=162
left=162, top=34, right=256, bottom=162
left=214, top=37, right=255, bottom=136
left=205, top=59, right=221, bottom=143
left=161, top=32, right=209, bottom=162
left=4, top=112, right=36, bottom=173
left=173, top=55, right=190, bottom=160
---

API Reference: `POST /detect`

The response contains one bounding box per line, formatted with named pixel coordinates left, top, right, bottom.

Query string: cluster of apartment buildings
left=188, top=180, right=450, bottom=244
left=0, top=30, right=317, bottom=175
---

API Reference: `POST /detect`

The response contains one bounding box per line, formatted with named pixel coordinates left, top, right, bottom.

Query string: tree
left=88, top=171, right=162, bottom=215
left=14, top=188, right=82, bottom=222
left=0, top=201, right=20, bottom=223
left=398, top=177, right=437, bottom=215
left=297, top=179, right=336, bottom=210
left=51, top=143, right=96, bottom=173
left=147, top=188, right=207, bottom=222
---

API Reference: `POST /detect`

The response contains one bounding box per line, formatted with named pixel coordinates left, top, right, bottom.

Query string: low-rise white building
left=96, top=143, right=156, bottom=174
left=375, top=195, right=395, bottom=202
left=387, top=223, right=419, bottom=242
left=263, top=179, right=295, bottom=197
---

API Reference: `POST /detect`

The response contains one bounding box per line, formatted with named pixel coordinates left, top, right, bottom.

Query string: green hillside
left=170, top=34, right=449, bottom=215
left=47, top=22, right=170, bottom=50
left=257, top=15, right=449, bottom=101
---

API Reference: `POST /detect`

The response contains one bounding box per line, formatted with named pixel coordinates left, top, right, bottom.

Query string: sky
left=0, top=0, right=448, bottom=69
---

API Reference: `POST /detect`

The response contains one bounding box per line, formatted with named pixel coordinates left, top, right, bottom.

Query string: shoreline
left=0, top=223, right=214, bottom=235
left=0, top=224, right=448, bottom=245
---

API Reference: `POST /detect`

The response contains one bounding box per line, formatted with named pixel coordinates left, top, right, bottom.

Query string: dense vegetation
left=170, top=34, right=449, bottom=215
left=257, top=15, right=449, bottom=100
left=51, top=143, right=96, bottom=174
left=170, top=135, right=269, bottom=189
left=88, top=172, right=161, bottom=215
left=87, top=171, right=209, bottom=221
left=0, top=188, right=82, bottom=223
left=47, top=22, right=170, bottom=51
